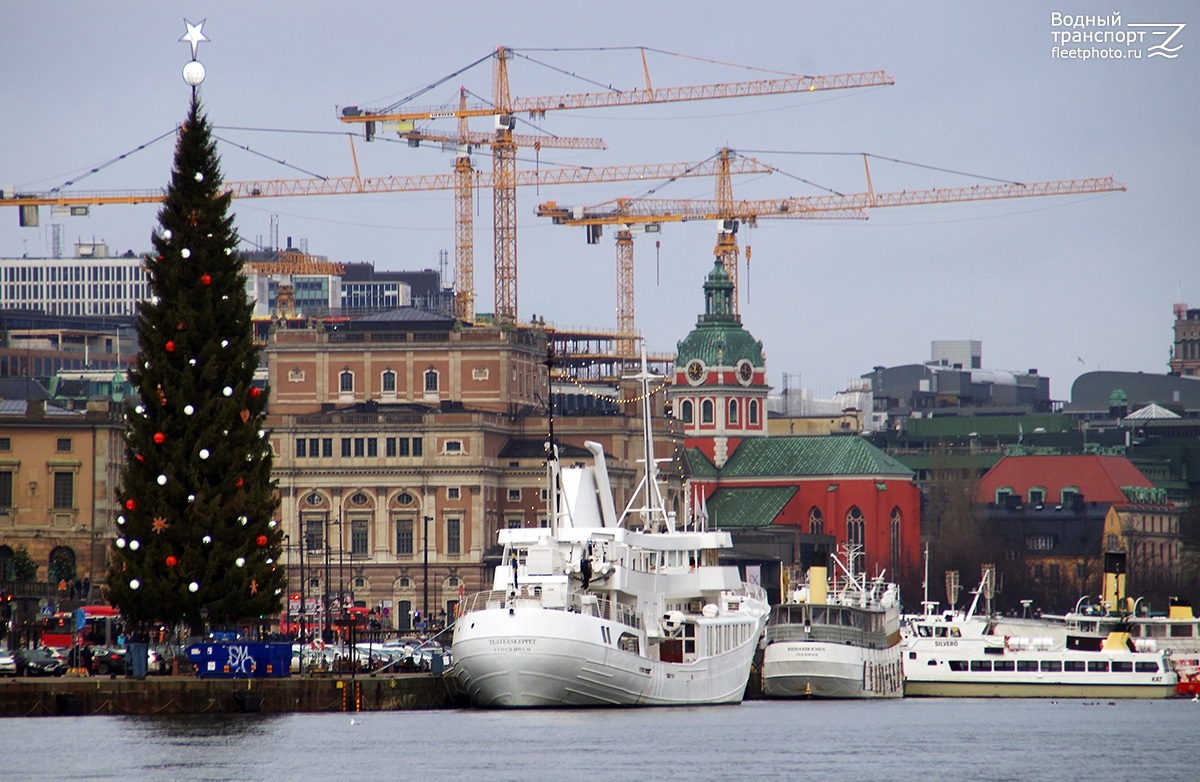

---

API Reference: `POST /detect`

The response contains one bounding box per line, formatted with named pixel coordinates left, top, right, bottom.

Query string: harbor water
left=1, top=698, right=1193, bottom=781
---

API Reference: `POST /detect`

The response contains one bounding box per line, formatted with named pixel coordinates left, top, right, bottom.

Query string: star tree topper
left=179, top=19, right=208, bottom=61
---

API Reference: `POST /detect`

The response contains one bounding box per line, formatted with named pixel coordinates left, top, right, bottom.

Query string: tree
left=107, top=94, right=283, bottom=634
left=8, top=547, right=38, bottom=582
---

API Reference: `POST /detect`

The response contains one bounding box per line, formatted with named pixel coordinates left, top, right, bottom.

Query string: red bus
left=40, top=605, right=123, bottom=647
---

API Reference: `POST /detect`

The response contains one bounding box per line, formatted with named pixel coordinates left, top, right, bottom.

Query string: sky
left=1, top=2, right=1196, bottom=400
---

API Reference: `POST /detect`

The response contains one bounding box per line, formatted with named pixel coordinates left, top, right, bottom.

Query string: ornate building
left=670, top=261, right=922, bottom=586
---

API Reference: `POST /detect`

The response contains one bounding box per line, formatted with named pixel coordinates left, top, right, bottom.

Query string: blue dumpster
left=187, top=642, right=292, bottom=679
left=430, top=651, right=445, bottom=675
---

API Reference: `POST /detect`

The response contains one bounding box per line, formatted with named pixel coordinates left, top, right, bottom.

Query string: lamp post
left=422, top=515, right=432, bottom=626
left=323, top=514, right=332, bottom=643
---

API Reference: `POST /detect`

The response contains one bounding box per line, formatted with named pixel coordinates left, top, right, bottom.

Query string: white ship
left=761, top=548, right=903, bottom=699
left=901, top=567, right=1176, bottom=699
left=452, top=358, right=770, bottom=707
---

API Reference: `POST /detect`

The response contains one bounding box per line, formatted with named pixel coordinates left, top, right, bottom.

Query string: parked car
left=15, top=648, right=67, bottom=677
left=89, top=646, right=127, bottom=675
left=0, top=650, right=17, bottom=676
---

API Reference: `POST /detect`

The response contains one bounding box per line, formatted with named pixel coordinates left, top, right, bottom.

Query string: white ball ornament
left=194, top=172, right=204, bottom=182
left=221, top=340, right=229, bottom=348
left=202, top=535, right=212, bottom=545
left=184, top=404, right=195, bottom=415
left=265, top=558, right=274, bottom=565
left=188, top=581, right=200, bottom=592
left=181, top=248, right=191, bottom=259
left=235, top=557, right=246, bottom=568
left=224, top=248, right=232, bottom=255
left=135, top=405, right=145, bottom=415
left=157, top=474, right=168, bottom=486
left=163, top=229, right=172, bottom=240
left=267, top=519, right=277, bottom=528
left=238, top=515, right=248, bottom=526
left=129, top=579, right=140, bottom=590
left=117, top=515, right=126, bottom=525
left=187, top=494, right=196, bottom=503
left=199, top=448, right=210, bottom=460
left=189, top=358, right=197, bottom=367
left=129, top=540, right=140, bottom=551
left=223, top=387, right=233, bottom=397
left=116, top=538, right=127, bottom=548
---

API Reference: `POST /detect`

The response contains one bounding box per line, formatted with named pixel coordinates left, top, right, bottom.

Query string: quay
left=0, top=673, right=462, bottom=717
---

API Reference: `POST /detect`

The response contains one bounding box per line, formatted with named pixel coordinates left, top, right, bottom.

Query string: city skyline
left=1, top=2, right=1195, bottom=398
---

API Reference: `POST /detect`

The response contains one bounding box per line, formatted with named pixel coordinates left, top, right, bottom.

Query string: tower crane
left=338, top=46, right=895, bottom=324
left=538, top=152, right=1126, bottom=333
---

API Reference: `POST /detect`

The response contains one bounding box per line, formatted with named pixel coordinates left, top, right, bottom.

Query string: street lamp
left=422, top=515, right=432, bottom=625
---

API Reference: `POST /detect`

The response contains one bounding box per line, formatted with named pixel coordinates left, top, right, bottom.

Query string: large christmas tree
left=107, top=94, right=283, bottom=634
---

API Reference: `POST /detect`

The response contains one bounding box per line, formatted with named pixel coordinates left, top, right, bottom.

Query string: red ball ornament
left=236, top=477, right=244, bottom=488
left=200, top=274, right=212, bottom=286
left=153, top=432, right=166, bottom=445
left=125, top=499, right=136, bottom=510
left=165, top=340, right=176, bottom=353
left=165, top=555, right=178, bottom=567
left=256, top=535, right=268, bottom=547
left=249, top=387, right=262, bottom=398
left=135, top=453, right=145, bottom=462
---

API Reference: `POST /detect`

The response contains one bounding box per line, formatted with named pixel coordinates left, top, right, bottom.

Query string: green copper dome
left=675, top=260, right=764, bottom=368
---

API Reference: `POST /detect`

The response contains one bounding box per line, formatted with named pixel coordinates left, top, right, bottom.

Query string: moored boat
left=761, top=548, right=903, bottom=699
left=901, top=566, right=1176, bottom=699
left=451, top=356, right=770, bottom=707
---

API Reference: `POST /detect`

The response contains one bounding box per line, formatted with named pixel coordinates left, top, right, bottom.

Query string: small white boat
left=761, top=548, right=903, bottom=699
left=901, top=568, right=1176, bottom=699
left=452, top=357, right=769, bottom=707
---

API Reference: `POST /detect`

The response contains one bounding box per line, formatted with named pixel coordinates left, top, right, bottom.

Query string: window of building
left=367, top=438, right=378, bottom=458
left=354, top=438, right=365, bottom=457
left=382, top=369, right=396, bottom=393
left=506, top=516, right=523, bottom=529
left=304, top=518, right=325, bottom=551
left=748, top=399, right=759, bottom=425
left=701, top=399, right=714, bottom=424
left=680, top=400, right=694, bottom=424
left=424, top=369, right=439, bottom=393
left=1028, top=487, right=1046, bottom=506
left=1060, top=487, right=1080, bottom=504
left=296, top=438, right=307, bottom=458
left=351, top=520, right=369, bottom=555
left=508, top=489, right=521, bottom=502
left=319, top=438, right=332, bottom=458
left=396, top=519, right=414, bottom=555
left=728, top=399, right=739, bottom=425
left=398, top=438, right=410, bottom=457
left=0, top=437, right=10, bottom=451
left=339, top=370, right=354, bottom=393
left=447, top=487, right=460, bottom=500
left=309, top=438, right=320, bottom=457
left=0, top=471, right=13, bottom=508
left=846, top=506, right=865, bottom=573
left=53, top=471, right=74, bottom=509
left=809, top=507, right=824, bottom=536
left=56, top=438, right=72, bottom=452
left=1026, top=534, right=1056, bottom=551
left=890, top=507, right=902, bottom=574
left=386, top=438, right=397, bottom=458
left=445, top=440, right=462, bottom=454
left=341, top=438, right=352, bottom=458
left=412, top=438, right=423, bottom=457
left=446, top=518, right=461, bottom=555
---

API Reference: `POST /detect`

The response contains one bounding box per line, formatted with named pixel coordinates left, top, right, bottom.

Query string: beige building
left=265, top=312, right=675, bottom=632
left=0, top=398, right=123, bottom=597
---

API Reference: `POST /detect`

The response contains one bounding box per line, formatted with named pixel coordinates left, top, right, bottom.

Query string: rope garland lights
left=558, top=373, right=671, bottom=405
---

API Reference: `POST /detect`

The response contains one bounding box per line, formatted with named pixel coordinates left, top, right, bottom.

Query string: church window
left=748, top=399, right=760, bottom=425
left=809, top=507, right=824, bottom=536
left=846, top=506, right=865, bottom=572
left=728, top=399, right=739, bottom=425
left=680, top=400, right=694, bottom=424
left=701, top=399, right=714, bottom=425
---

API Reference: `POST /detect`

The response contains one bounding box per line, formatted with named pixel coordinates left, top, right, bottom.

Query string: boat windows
left=970, top=660, right=991, bottom=672
left=949, top=627, right=961, bottom=638
left=916, top=625, right=932, bottom=638
left=1017, top=661, right=1039, bottom=672
left=1111, top=661, right=1133, bottom=673
left=617, top=632, right=639, bottom=655
left=948, top=660, right=969, bottom=672
left=1169, top=624, right=1194, bottom=638
left=934, top=627, right=949, bottom=638
left=1088, top=661, right=1109, bottom=672
left=992, top=660, right=1015, bottom=672
left=1134, top=661, right=1160, bottom=673
left=1040, top=661, right=1062, bottom=673
left=1064, top=661, right=1086, bottom=672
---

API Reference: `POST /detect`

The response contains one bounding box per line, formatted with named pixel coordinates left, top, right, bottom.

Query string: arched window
left=680, top=399, right=694, bottom=424
left=748, top=399, right=760, bottom=425
left=48, top=546, right=76, bottom=585
left=701, top=399, right=714, bottom=424
left=728, top=399, right=739, bottom=426
left=890, top=507, right=902, bottom=575
left=424, top=369, right=439, bottom=393
left=846, top=506, right=865, bottom=573
left=381, top=369, right=397, bottom=394
left=339, top=369, right=354, bottom=393
left=809, top=507, right=824, bottom=536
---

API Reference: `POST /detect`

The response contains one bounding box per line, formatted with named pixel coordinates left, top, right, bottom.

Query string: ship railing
left=457, top=589, right=643, bottom=631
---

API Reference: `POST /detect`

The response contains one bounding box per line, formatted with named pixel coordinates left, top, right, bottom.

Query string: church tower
left=669, top=260, right=768, bottom=467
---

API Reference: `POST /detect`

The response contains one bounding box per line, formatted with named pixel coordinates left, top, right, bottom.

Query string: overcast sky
left=2, top=2, right=1195, bottom=399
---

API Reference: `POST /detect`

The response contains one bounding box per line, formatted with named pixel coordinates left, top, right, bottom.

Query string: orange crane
left=338, top=46, right=895, bottom=324
left=538, top=152, right=1126, bottom=333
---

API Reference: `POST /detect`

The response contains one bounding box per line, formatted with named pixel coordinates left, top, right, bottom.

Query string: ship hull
left=761, top=640, right=903, bottom=699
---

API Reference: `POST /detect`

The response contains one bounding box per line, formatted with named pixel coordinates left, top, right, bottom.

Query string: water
left=1, top=699, right=1194, bottom=781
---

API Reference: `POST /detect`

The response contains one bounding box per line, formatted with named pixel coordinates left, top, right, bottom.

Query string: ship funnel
left=808, top=551, right=828, bottom=606
left=1102, top=551, right=1127, bottom=613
